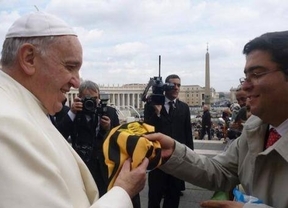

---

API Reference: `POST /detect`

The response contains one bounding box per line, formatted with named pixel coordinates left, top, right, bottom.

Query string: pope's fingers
left=138, top=157, right=149, bottom=169
left=121, top=158, right=132, bottom=172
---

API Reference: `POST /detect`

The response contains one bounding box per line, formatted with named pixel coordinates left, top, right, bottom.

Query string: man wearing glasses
left=145, top=31, right=288, bottom=208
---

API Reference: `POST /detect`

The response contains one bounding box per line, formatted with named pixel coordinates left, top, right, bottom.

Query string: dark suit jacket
left=50, top=105, right=70, bottom=128
left=201, top=110, right=211, bottom=128
left=56, top=105, right=120, bottom=197
left=144, top=98, right=193, bottom=201
left=57, top=105, right=119, bottom=148
left=144, top=99, right=193, bottom=150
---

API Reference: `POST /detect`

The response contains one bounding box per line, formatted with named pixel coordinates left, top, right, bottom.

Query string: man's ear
left=18, top=43, right=37, bottom=75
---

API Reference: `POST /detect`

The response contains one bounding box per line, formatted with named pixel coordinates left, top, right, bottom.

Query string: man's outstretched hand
left=144, top=133, right=175, bottom=159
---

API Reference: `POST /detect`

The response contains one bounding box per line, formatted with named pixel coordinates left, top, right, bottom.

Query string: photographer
left=57, top=80, right=119, bottom=197
left=144, top=74, right=193, bottom=208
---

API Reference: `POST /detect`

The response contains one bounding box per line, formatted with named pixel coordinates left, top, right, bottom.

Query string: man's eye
left=66, top=65, right=76, bottom=71
left=250, top=72, right=262, bottom=78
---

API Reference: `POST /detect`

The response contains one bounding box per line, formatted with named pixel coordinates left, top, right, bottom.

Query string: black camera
left=81, top=96, right=97, bottom=114
left=141, top=55, right=175, bottom=105
left=97, top=93, right=109, bottom=117
left=81, top=94, right=110, bottom=116
left=149, top=76, right=175, bottom=105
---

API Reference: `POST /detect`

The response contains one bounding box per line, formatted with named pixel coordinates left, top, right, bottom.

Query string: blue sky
left=1, top=0, right=288, bottom=92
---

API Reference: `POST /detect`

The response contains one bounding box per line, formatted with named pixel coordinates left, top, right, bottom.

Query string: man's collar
left=165, top=97, right=176, bottom=104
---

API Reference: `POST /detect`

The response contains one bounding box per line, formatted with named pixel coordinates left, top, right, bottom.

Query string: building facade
left=66, top=83, right=220, bottom=109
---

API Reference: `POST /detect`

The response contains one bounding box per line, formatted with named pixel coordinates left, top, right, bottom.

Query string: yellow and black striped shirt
left=103, top=121, right=162, bottom=190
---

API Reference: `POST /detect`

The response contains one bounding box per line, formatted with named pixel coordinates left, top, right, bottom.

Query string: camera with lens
left=81, top=94, right=110, bottom=116
left=81, top=96, right=97, bottom=114
left=149, top=76, right=175, bottom=105
left=141, top=55, right=175, bottom=105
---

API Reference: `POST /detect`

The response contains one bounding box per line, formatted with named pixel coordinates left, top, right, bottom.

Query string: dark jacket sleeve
left=98, top=106, right=120, bottom=138
left=144, top=102, right=162, bottom=130
left=107, top=106, right=120, bottom=128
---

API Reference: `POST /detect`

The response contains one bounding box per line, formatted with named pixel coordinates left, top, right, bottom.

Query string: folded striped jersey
left=103, top=121, right=162, bottom=190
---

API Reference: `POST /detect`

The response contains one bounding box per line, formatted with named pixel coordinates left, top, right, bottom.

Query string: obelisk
left=204, top=44, right=211, bottom=106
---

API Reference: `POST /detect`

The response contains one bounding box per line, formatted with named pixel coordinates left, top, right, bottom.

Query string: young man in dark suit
left=144, top=74, right=194, bottom=208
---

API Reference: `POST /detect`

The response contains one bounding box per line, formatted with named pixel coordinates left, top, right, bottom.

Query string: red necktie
left=266, top=128, right=281, bottom=149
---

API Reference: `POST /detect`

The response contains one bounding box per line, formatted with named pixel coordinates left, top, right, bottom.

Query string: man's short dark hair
left=165, top=74, right=180, bottom=83
left=243, top=31, right=288, bottom=75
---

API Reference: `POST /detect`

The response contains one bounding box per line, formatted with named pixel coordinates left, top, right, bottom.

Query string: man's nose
left=71, top=72, right=80, bottom=88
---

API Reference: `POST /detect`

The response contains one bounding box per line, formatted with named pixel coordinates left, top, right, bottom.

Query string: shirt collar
left=165, top=97, right=176, bottom=105
left=271, top=118, right=288, bottom=137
